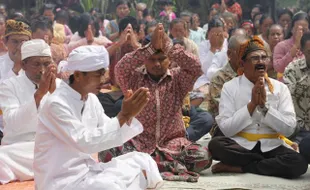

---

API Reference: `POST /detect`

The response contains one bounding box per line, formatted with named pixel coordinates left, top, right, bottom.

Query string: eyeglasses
left=246, top=55, right=270, bottom=64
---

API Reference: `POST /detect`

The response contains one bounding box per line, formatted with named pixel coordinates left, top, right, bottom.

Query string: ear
left=240, top=59, right=245, bottom=67
left=73, top=71, right=82, bottom=82
left=21, top=60, right=27, bottom=70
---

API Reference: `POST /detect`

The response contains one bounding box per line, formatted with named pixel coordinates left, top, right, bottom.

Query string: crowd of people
left=0, top=0, right=310, bottom=189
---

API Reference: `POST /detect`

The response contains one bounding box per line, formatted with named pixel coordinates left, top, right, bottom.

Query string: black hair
left=118, top=16, right=139, bottom=33
left=69, top=15, right=80, bottom=34
left=78, top=13, right=100, bottom=38
left=8, top=11, right=24, bottom=20
left=266, top=24, right=284, bottom=39
left=277, top=8, right=293, bottom=21
left=116, top=0, right=130, bottom=8
left=206, top=16, right=225, bottom=38
left=169, top=18, right=186, bottom=30
left=69, top=72, right=88, bottom=85
left=259, top=14, right=274, bottom=26
left=252, top=4, right=264, bottom=14
left=286, top=12, right=309, bottom=39
left=89, top=8, right=99, bottom=14
left=301, top=32, right=310, bottom=50
left=221, top=0, right=236, bottom=7
left=40, top=4, right=55, bottom=15
left=143, top=9, right=153, bottom=18
left=55, top=9, right=69, bottom=23
left=145, top=20, right=157, bottom=34
left=31, top=16, right=53, bottom=34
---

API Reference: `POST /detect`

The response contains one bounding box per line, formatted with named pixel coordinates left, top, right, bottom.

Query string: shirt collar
left=61, top=81, right=84, bottom=101
left=241, top=74, right=255, bottom=88
left=298, top=58, right=308, bottom=70
left=22, top=73, right=39, bottom=91
left=136, top=65, right=172, bottom=80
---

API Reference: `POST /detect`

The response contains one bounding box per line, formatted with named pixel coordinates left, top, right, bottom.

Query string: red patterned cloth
left=99, top=141, right=212, bottom=182
left=213, top=2, right=243, bottom=20
left=115, top=44, right=203, bottom=155
left=109, top=43, right=135, bottom=86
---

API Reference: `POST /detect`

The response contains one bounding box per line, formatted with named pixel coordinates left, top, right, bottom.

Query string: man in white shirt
left=0, top=19, right=31, bottom=144
left=34, top=46, right=163, bottom=190
left=208, top=37, right=308, bottom=179
left=0, top=39, right=57, bottom=184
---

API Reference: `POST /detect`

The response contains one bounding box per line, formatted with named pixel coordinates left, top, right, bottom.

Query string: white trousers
left=0, top=142, right=34, bottom=184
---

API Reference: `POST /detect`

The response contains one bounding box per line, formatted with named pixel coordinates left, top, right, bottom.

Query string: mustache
left=255, top=64, right=266, bottom=70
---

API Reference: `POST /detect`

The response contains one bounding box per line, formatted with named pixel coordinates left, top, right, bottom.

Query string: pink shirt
left=67, top=32, right=112, bottom=53
left=273, top=37, right=304, bottom=73
left=159, top=11, right=176, bottom=21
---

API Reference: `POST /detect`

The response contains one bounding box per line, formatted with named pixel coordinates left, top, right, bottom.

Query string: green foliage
left=80, top=0, right=104, bottom=12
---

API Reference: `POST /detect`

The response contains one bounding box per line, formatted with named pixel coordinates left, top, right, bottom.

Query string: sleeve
left=207, top=51, right=227, bottom=81
left=0, top=82, right=38, bottom=134
left=262, top=85, right=296, bottom=137
left=115, top=45, right=154, bottom=92
left=273, top=42, right=294, bottom=73
left=199, top=49, right=214, bottom=74
left=172, top=45, right=203, bottom=98
left=0, top=69, right=17, bottom=83
left=283, top=65, right=297, bottom=93
left=40, top=100, right=143, bottom=154
left=215, top=82, right=253, bottom=137
left=208, top=74, right=224, bottom=117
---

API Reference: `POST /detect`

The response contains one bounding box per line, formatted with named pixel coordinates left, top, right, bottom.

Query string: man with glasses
left=208, top=36, right=308, bottom=179
left=0, top=19, right=32, bottom=145
left=0, top=39, right=58, bottom=184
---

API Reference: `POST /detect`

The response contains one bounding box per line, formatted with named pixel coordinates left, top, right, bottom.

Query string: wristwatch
left=258, top=104, right=269, bottom=117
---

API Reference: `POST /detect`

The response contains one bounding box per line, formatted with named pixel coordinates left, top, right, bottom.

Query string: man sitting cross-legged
left=208, top=36, right=308, bottom=179
left=0, top=39, right=58, bottom=184
left=99, top=23, right=212, bottom=182
left=34, top=45, right=163, bottom=190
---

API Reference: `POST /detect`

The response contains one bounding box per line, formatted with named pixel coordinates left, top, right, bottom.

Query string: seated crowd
left=0, top=0, right=310, bottom=189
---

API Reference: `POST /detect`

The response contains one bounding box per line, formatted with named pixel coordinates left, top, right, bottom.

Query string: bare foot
left=212, top=162, right=242, bottom=174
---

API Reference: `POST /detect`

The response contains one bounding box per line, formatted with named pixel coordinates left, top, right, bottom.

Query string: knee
left=208, top=137, right=225, bottom=155
left=286, top=154, right=309, bottom=179
left=299, top=135, right=310, bottom=163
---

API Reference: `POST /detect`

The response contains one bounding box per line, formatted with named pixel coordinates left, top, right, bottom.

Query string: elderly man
left=99, top=23, right=211, bottom=182
left=0, top=39, right=57, bottom=184
left=34, top=46, right=163, bottom=190
left=208, top=36, right=308, bottom=179
left=284, top=33, right=310, bottom=165
left=284, top=32, right=310, bottom=143
left=0, top=19, right=31, bottom=143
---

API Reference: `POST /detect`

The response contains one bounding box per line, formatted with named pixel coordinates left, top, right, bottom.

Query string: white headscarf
left=59, top=46, right=109, bottom=75
left=21, top=39, right=52, bottom=61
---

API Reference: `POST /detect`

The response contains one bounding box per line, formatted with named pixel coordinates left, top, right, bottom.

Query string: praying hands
left=248, top=76, right=266, bottom=115
left=34, top=64, right=57, bottom=107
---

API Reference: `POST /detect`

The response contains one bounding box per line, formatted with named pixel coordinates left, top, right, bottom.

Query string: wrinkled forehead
left=246, top=50, right=267, bottom=58
left=26, top=56, right=52, bottom=62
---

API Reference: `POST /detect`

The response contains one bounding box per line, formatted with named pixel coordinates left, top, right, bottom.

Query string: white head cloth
left=59, top=46, right=109, bottom=74
left=21, top=39, right=52, bottom=60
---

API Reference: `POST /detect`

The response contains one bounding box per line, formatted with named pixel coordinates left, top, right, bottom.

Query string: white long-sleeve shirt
left=216, top=75, right=296, bottom=152
left=194, top=39, right=228, bottom=89
left=0, top=73, right=49, bottom=145
left=0, top=72, right=57, bottom=184
left=0, top=53, right=24, bottom=135
left=34, top=81, right=162, bottom=190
